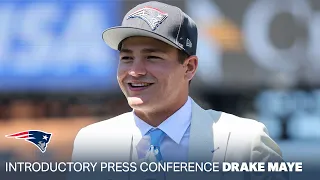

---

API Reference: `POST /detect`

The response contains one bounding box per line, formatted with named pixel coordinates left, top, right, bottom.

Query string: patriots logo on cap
left=5, top=130, right=52, bottom=153
left=127, top=6, right=168, bottom=31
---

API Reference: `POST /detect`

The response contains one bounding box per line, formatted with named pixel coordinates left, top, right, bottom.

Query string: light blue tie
left=146, top=129, right=165, bottom=162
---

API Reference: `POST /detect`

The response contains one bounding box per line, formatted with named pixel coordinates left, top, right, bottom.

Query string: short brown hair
left=178, top=50, right=190, bottom=64
left=177, top=50, right=192, bottom=85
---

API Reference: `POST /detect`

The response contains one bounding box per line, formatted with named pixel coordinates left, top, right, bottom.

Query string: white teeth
left=131, top=83, right=150, bottom=87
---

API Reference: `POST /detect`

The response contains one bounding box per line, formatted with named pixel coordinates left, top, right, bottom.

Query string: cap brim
left=102, top=26, right=182, bottom=51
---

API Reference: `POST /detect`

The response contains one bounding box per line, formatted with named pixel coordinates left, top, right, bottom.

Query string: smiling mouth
left=128, top=83, right=154, bottom=88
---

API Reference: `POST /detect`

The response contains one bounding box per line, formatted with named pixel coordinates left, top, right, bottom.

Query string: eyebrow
left=119, top=48, right=167, bottom=54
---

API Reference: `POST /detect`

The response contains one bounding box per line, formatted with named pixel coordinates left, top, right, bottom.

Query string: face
left=117, top=36, right=196, bottom=112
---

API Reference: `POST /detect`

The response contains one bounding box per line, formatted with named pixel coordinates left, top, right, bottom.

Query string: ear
left=184, top=55, right=198, bottom=81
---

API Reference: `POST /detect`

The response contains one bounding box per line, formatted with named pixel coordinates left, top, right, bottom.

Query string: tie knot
left=149, top=128, right=165, bottom=147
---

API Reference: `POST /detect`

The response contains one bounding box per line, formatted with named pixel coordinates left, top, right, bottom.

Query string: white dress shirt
left=133, top=97, right=192, bottom=162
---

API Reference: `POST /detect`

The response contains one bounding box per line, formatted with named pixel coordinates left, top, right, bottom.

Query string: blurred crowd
left=0, top=94, right=131, bottom=120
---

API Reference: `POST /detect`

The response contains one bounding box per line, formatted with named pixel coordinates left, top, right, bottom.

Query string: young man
left=71, top=1, right=286, bottom=180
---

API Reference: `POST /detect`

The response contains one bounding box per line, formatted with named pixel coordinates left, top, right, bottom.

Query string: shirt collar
left=133, top=96, right=192, bottom=144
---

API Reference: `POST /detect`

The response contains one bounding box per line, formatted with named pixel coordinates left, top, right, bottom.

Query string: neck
left=134, top=96, right=189, bottom=127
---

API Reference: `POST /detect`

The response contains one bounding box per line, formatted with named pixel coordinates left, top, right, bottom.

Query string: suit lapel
left=212, top=116, right=231, bottom=164
left=115, top=112, right=143, bottom=163
left=108, top=113, right=137, bottom=162
left=188, top=100, right=216, bottom=161
left=130, top=118, right=142, bottom=163
left=188, top=100, right=231, bottom=163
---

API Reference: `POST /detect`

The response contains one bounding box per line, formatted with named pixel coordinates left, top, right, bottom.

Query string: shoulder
left=209, top=110, right=266, bottom=132
left=206, top=109, right=273, bottom=144
left=192, top=99, right=264, bottom=131
left=210, top=110, right=282, bottom=157
left=75, top=112, right=133, bottom=138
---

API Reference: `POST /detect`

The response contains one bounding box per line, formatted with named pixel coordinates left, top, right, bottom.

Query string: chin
left=127, top=96, right=144, bottom=105
left=127, top=96, right=152, bottom=109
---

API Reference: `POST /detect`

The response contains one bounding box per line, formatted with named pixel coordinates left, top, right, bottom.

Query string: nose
left=128, top=59, right=147, bottom=77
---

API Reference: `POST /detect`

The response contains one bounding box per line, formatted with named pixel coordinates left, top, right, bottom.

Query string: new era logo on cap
left=186, top=38, right=192, bottom=48
left=127, top=7, right=168, bottom=31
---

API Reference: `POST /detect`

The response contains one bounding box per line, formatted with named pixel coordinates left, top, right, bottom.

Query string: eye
left=120, top=56, right=133, bottom=62
left=121, top=56, right=130, bottom=60
left=147, top=56, right=162, bottom=60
